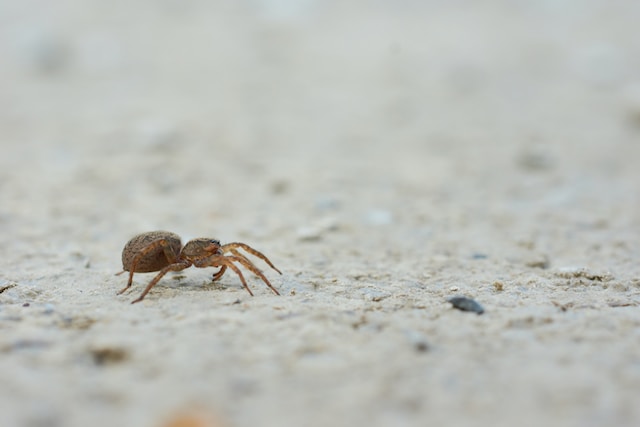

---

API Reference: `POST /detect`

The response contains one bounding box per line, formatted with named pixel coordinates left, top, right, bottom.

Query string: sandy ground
left=1, top=1, right=640, bottom=426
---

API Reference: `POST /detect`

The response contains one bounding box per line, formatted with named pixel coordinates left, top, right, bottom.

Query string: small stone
left=447, top=296, right=484, bottom=315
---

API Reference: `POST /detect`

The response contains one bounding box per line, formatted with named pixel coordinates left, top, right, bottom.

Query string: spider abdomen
left=121, top=231, right=182, bottom=272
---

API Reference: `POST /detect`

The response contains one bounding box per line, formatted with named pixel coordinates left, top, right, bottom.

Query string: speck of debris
left=493, top=281, right=504, bottom=291
left=90, top=347, right=129, bottom=366
left=414, top=341, right=430, bottom=353
left=447, top=296, right=485, bottom=315
left=471, top=253, right=488, bottom=260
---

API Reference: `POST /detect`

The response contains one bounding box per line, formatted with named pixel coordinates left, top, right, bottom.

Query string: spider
left=117, top=231, right=281, bottom=303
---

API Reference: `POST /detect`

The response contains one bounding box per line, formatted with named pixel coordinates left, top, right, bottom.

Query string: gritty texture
left=1, top=1, right=640, bottom=427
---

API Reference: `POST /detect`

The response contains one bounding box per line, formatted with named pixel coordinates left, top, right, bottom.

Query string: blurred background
left=2, top=0, right=639, bottom=268
left=2, top=0, right=639, bottom=232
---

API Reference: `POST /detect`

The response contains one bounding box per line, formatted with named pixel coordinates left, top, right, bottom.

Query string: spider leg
left=226, top=249, right=281, bottom=294
left=117, top=275, right=135, bottom=295
left=130, top=260, right=191, bottom=304
left=222, top=255, right=280, bottom=296
left=211, top=265, right=227, bottom=282
left=216, top=258, right=254, bottom=296
left=221, top=242, right=282, bottom=275
left=227, top=248, right=253, bottom=269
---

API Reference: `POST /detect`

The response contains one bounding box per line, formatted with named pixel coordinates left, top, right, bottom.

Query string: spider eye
left=210, top=239, right=220, bottom=245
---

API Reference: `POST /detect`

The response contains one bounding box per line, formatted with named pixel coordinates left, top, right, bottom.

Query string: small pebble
left=447, top=296, right=484, bottom=315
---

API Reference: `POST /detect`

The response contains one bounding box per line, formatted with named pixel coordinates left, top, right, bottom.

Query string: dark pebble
left=447, top=296, right=484, bottom=315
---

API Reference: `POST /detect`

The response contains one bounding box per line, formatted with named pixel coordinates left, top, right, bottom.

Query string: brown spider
left=117, top=231, right=281, bottom=304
